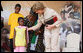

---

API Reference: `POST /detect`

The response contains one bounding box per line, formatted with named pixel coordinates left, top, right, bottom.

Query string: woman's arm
left=28, top=18, right=42, bottom=31
left=46, top=9, right=63, bottom=30
left=13, top=28, right=16, bottom=49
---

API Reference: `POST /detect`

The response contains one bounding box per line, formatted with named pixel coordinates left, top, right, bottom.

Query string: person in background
left=69, top=6, right=80, bottom=20
left=59, top=23, right=67, bottom=52
left=59, top=22, right=74, bottom=52
left=8, top=4, right=24, bottom=52
left=64, top=2, right=74, bottom=20
left=24, top=7, right=45, bottom=52
left=73, top=6, right=80, bottom=19
left=60, top=11, right=66, bottom=21
left=24, top=7, right=38, bottom=52
left=69, top=12, right=75, bottom=19
left=1, top=17, right=4, bottom=29
left=1, top=5, right=4, bottom=29
left=35, top=23, right=45, bottom=52
left=1, top=28, right=10, bottom=52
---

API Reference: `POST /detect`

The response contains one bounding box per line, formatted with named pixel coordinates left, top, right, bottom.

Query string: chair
left=62, top=33, right=80, bottom=52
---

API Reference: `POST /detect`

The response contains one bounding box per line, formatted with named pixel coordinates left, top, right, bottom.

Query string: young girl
left=13, top=17, right=29, bottom=52
left=8, top=4, right=24, bottom=52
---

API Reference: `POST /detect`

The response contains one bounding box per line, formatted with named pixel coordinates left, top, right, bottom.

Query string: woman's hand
left=46, top=24, right=56, bottom=30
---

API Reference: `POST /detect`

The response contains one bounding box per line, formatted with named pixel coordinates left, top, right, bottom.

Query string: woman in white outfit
left=28, top=2, right=62, bottom=52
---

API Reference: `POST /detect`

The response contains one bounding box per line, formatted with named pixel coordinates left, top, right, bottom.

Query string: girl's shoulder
left=15, top=26, right=28, bottom=31
left=17, top=26, right=28, bottom=29
left=17, top=26, right=27, bottom=28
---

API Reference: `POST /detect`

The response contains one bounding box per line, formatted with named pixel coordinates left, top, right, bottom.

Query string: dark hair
left=61, top=11, right=65, bottom=14
left=69, top=12, right=74, bottom=15
left=18, top=17, right=24, bottom=22
left=74, top=23, right=81, bottom=34
left=1, top=5, right=3, bottom=11
left=30, top=7, right=38, bottom=21
left=15, top=4, right=21, bottom=9
left=1, top=28, right=9, bottom=34
left=74, top=5, right=79, bottom=10
left=30, top=7, right=38, bottom=17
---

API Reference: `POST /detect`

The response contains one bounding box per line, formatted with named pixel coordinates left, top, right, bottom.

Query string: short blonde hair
left=32, top=2, right=45, bottom=12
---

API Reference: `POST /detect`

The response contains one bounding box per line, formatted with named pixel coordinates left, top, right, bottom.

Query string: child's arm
left=25, top=28, right=28, bottom=48
left=13, top=28, right=16, bottom=49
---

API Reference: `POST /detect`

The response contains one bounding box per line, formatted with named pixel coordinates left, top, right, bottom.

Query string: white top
left=30, top=8, right=62, bottom=31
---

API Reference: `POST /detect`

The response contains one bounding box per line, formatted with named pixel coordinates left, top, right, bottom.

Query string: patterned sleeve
left=50, top=9, right=62, bottom=27
left=29, top=18, right=42, bottom=31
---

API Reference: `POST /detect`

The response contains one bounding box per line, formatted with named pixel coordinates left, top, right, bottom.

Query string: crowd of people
left=59, top=2, right=82, bottom=52
left=1, top=5, right=10, bottom=52
left=1, top=2, right=82, bottom=52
